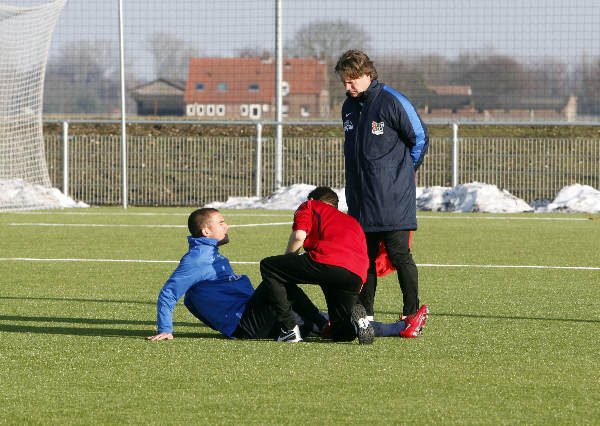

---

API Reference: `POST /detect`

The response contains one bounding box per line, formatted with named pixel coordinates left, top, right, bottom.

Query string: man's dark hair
left=188, top=208, right=219, bottom=237
left=335, top=49, right=378, bottom=80
left=308, top=186, right=339, bottom=208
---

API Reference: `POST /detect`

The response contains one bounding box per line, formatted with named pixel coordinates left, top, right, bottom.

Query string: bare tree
left=376, top=56, right=429, bottom=103
left=456, top=54, right=533, bottom=109
left=528, top=57, right=568, bottom=98
left=44, top=40, right=137, bottom=114
left=416, top=54, right=453, bottom=86
left=236, top=47, right=271, bottom=58
left=147, top=32, right=201, bottom=82
left=288, top=20, right=371, bottom=108
left=574, top=54, right=600, bottom=115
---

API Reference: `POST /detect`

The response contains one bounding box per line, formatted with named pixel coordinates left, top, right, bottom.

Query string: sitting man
left=147, top=207, right=328, bottom=342
left=258, top=186, right=428, bottom=345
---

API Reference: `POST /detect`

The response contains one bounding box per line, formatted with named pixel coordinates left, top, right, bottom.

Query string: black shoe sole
left=351, top=304, right=375, bottom=345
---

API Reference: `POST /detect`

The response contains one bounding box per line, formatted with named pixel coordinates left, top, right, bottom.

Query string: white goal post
left=0, top=0, right=67, bottom=210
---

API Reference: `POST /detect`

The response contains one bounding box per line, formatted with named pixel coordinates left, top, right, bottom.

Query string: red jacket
left=293, top=200, right=369, bottom=283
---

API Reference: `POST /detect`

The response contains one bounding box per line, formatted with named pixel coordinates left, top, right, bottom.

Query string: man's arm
left=147, top=255, right=206, bottom=341
left=385, top=87, right=429, bottom=170
left=285, top=229, right=307, bottom=254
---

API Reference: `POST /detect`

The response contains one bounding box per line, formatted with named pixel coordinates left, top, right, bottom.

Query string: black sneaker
left=276, top=325, right=303, bottom=342
left=350, top=304, right=375, bottom=345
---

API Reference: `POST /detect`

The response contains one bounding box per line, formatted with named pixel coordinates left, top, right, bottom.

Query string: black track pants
left=258, top=253, right=363, bottom=342
left=359, top=230, right=419, bottom=317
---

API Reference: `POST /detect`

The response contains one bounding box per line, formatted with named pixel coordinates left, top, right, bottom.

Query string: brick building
left=183, top=56, right=330, bottom=120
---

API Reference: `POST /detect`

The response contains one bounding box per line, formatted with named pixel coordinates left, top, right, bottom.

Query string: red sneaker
left=399, top=304, right=429, bottom=338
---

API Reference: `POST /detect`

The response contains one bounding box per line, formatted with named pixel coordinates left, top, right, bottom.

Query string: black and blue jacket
left=341, top=79, right=429, bottom=232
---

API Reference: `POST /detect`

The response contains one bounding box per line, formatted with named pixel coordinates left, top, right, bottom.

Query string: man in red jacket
left=259, top=186, right=374, bottom=344
left=258, top=186, right=428, bottom=344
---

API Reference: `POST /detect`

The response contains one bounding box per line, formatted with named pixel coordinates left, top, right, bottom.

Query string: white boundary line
left=10, top=211, right=291, bottom=217
left=7, top=211, right=598, bottom=221
left=0, top=257, right=598, bottom=270
left=6, top=222, right=292, bottom=228
left=416, top=215, right=596, bottom=221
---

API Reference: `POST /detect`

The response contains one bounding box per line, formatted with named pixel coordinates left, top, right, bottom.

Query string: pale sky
left=5, top=0, right=600, bottom=80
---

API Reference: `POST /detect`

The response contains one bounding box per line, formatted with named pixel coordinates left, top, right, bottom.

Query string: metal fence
left=9, top=0, right=600, bottom=124
left=44, top=130, right=600, bottom=206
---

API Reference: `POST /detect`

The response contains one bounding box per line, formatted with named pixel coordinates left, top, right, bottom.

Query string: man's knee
left=387, top=249, right=413, bottom=267
left=259, top=256, right=276, bottom=277
left=329, top=321, right=356, bottom=342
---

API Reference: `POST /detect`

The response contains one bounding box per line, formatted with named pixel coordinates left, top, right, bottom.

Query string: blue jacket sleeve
left=384, top=86, right=429, bottom=170
left=156, top=254, right=208, bottom=333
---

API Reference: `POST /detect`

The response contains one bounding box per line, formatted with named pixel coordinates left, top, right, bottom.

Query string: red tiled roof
left=184, top=57, right=328, bottom=103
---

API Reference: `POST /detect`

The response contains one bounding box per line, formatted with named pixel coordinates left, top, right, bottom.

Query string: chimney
left=261, top=50, right=272, bottom=63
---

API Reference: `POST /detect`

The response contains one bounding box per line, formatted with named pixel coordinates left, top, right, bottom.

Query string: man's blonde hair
left=335, top=49, right=378, bottom=80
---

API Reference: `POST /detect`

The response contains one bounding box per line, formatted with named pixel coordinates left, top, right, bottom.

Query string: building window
left=207, top=104, right=215, bottom=116
left=248, top=83, right=260, bottom=91
left=186, top=104, right=196, bottom=116
left=249, top=104, right=261, bottom=119
left=281, top=81, right=289, bottom=96
left=301, top=105, right=310, bottom=117
left=196, top=104, right=205, bottom=116
left=216, top=105, right=225, bottom=116
left=195, top=83, right=204, bottom=91
left=217, top=82, right=227, bottom=92
left=240, top=105, right=249, bottom=116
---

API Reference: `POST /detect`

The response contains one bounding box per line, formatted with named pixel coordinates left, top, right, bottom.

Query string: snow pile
left=208, top=182, right=600, bottom=214
left=535, top=184, right=600, bottom=213
left=0, top=178, right=89, bottom=210
left=416, top=183, right=534, bottom=213
left=2, top=178, right=599, bottom=214
left=208, top=184, right=348, bottom=211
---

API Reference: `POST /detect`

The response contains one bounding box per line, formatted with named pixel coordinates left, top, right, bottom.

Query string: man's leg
left=359, top=232, right=383, bottom=318
left=286, top=284, right=329, bottom=334
left=321, top=285, right=361, bottom=341
left=233, top=281, right=280, bottom=339
left=233, top=281, right=326, bottom=339
left=259, top=253, right=327, bottom=332
left=261, top=253, right=367, bottom=342
left=383, top=230, right=419, bottom=316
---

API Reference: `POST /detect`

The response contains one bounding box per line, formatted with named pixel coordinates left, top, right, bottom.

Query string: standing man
left=334, top=49, right=429, bottom=321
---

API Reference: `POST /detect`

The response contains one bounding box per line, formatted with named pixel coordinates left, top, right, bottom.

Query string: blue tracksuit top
left=341, top=79, right=429, bottom=232
left=156, top=236, right=254, bottom=337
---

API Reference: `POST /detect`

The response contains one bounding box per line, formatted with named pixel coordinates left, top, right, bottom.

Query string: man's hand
left=147, top=332, right=173, bottom=341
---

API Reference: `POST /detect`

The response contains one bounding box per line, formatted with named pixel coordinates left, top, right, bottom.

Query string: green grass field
left=1, top=208, right=599, bottom=424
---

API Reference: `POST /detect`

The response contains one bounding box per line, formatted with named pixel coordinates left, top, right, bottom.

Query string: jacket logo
left=371, top=121, right=384, bottom=135
left=343, top=119, right=353, bottom=132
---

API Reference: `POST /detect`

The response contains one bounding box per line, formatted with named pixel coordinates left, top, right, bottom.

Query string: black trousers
left=359, top=230, right=419, bottom=317
left=258, top=253, right=362, bottom=342
left=233, top=280, right=322, bottom=339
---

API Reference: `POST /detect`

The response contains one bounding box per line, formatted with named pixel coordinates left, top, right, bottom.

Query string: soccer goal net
left=0, top=0, right=67, bottom=211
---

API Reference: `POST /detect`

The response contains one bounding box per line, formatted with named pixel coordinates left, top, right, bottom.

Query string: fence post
left=255, top=122, right=263, bottom=197
left=62, top=120, right=69, bottom=196
left=452, top=122, right=459, bottom=187
left=118, top=0, right=128, bottom=209
left=274, top=0, right=283, bottom=190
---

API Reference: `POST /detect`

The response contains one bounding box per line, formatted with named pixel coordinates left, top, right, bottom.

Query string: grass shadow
left=377, top=310, right=600, bottom=324
left=0, top=295, right=155, bottom=305
left=0, top=314, right=217, bottom=339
